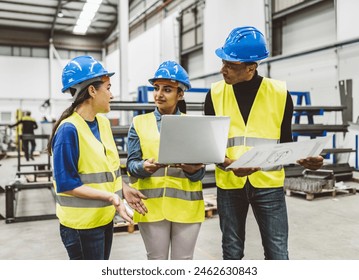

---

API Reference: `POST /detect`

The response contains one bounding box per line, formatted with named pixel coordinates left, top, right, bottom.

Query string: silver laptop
left=157, top=115, right=230, bottom=164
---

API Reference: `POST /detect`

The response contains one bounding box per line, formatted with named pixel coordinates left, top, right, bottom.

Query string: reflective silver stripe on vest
left=152, top=168, right=166, bottom=177
left=56, top=190, right=123, bottom=208
left=167, top=168, right=186, bottom=178
left=79, top=171, right=114, bottom=184
left=227, top=137, right=279, bottom=148
left=129, top=176, right=138, bottom=184
left=138, top=188, right=203, bottom=201
left=114, top=167, right=121, bottom=178
left=128, top=168, right=166, bottom=184
left=216, top=164, right=282, bottom=172
left=227, top=137, right=244, bottom=147
left=139, top=188, right=164, bottom=198
left=128, top=167, right=186, bottom=184
left=165, top=187, right=203, bottom=201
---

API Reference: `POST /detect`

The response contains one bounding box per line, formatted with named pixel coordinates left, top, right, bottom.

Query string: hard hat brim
left=62, top=72, right=115, bottom=93
left=215, top=47, right=238, bottom=62
left=148, top=78, right=191, bottom=91
left=215, top=47, right=268, bottom=63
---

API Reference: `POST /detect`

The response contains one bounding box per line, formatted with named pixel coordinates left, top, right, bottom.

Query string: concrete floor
left=1, top=154, right=359, bottom=260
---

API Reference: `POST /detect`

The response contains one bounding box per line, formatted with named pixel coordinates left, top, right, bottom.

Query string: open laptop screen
left=157, top=115, right=230, bottom=164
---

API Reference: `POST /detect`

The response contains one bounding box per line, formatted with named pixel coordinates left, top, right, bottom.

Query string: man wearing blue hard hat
left=204, top=26, right=324, bottom=260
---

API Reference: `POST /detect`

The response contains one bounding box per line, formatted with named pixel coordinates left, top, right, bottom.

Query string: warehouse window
left=32, top=48, right=49, bottom=58
left=0, top=45, right=49, bottom=58
left=179, top=0, right=204, bottom=73
left=0, top=44, right=99, bottom=59
left=13, top=47, right=31, bottom=57
left=0, top=46, right=12, bottom=56
left=57, top=49, right=101, bottom=60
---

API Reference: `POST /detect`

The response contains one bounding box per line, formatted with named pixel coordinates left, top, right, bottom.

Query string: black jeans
left=22, top=139, right=36, bottom=161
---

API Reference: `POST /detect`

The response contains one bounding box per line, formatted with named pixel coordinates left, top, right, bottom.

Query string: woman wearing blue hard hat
left=126, top=60, right=206, bottom=259
left=47, top=55, right=147, bottom=260
left=204, top=26, right=323, bottom=260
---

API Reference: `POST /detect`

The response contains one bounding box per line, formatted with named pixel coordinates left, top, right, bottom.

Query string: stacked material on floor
left=320, top=163, right=355, bottom=181
left=284, top=169, right=335, bottom=193
left=284, top=163, right=354, bottom=181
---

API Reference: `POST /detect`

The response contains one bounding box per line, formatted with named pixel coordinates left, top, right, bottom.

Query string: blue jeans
left=60, top=221, right=114, bottom=260
left=217, top=179, right=289, bottom=260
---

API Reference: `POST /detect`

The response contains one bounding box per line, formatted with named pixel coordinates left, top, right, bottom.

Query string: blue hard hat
left=61, top=55, right=114, bottom=93
left=215, top=26, right=269, bottom=62
left=148, top=60, right=191, bottom=91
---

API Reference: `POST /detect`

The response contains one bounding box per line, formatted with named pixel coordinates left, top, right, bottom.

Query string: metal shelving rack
left=288, top=91, right=357, bottom=179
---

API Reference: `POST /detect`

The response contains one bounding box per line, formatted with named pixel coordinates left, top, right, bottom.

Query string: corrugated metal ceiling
left=0, top=0, right=118, bottom=46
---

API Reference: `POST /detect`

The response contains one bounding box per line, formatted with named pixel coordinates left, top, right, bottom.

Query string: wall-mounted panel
left=282, top=1, right=335, bottom=55
left=336, top=0, right=359, bottom=42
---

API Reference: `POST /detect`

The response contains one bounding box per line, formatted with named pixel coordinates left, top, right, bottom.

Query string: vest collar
left=154, top=107, right=181, bottom=121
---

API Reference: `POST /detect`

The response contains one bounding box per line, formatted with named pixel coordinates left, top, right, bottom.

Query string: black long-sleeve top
left=204, top=72, right=293, bottom=143
left=10, top=117, right=38, bottom=134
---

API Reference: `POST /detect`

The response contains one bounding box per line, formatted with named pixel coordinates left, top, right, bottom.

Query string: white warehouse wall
left=0, top=56, right=49, bottom=99
left=0, top=56, right=51, bottom=125
left=127, top=12, right=179, bottom=100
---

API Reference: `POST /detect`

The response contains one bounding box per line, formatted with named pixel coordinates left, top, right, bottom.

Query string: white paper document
left=227, top=136, right=331, bottom=169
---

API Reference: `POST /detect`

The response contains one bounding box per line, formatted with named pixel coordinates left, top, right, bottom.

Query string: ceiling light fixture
left=73, top=0, right=103, bottom=35
left=57, top=10, right=64, bottom=18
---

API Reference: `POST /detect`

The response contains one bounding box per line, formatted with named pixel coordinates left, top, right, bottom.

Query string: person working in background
left=9, top=111, right=38, bottom=161
left=47, top=55, right=147, bottom=260
left=126, top=61, right=206, bottom=260
left=204, top=26, right=324, bottom=260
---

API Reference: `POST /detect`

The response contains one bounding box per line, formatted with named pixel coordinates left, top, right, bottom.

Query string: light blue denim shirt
left=126, top=107, right=206, bottom=181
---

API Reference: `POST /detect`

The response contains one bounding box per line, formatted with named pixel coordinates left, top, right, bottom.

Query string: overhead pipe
left=50, top=0, right=63, bottom=38
left=129, top=0, right=175, bottom=32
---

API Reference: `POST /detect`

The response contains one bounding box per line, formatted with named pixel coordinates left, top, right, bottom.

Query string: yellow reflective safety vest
left=54, top=112, right=122, bottom=229
left=21, top=116, right=36, bottom=122
left=211, top=78, right=287, bottom=189
left=129, top=112, right=204, bottom=223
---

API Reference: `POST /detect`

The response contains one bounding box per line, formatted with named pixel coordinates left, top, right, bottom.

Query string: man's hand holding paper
left=226, top=136, right=329, bottom=170
left=221, top=157, right=260, bottom=177
left=296, top=156, right=324, bottom=170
